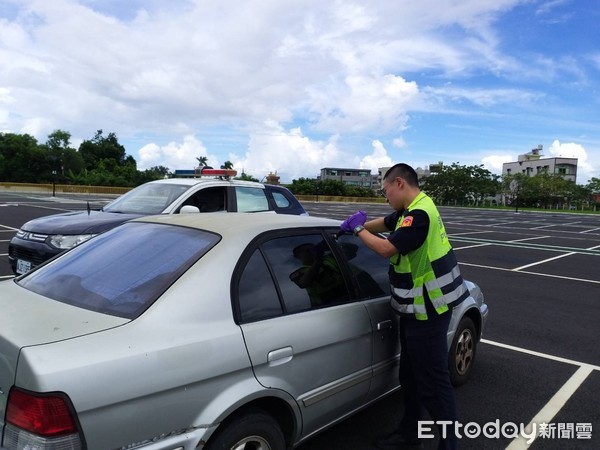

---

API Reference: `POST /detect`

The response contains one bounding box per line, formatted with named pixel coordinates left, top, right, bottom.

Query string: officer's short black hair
left=384, top=163, right=419, bottom=187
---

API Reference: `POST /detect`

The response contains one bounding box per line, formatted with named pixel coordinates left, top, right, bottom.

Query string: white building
left=502, top=145, right=577, bottom=183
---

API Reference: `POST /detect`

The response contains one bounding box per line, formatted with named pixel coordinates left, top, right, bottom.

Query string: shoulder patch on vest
left=400, top=216, right=414, bottom=227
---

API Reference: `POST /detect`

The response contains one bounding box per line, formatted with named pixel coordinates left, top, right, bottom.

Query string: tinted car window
left=17, top=222, right=219, bottom=319
left=235, top=187, right=269, bottom=212
left=334, top=233, right=388, bottom=299
left=237, top=250, right=283, bottom=322
left=105, top=183, right=190, bottom=214
left=263, top=234, right=350, bottom=311
left=236, top=233, right=353, bottom=323
left=180, top=187, right=227, bottom=212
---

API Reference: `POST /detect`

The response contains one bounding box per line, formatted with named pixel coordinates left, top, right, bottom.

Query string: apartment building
left=502, top=145, right=577, bottom=183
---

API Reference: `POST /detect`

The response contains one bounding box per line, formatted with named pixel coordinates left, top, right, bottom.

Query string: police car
left=8, top=169, right=307, bottom=275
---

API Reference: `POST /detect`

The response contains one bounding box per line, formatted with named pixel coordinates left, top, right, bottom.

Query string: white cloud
left=308, top=74, right=419, bottom=133
left=138, top=135, right=212, bottom=171
left=481, top=154, right=514, bottom=175
left=0, top=0, right=525, bottom=144
left=228, top=121, right=342, bottom=182
left=358, top=140, right=394, bottom=174
left=2, top=0, right=598, bottom=185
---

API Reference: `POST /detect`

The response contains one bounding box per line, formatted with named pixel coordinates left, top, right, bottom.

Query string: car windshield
left=17, top=222, right=220, bottom=319
left=104, top=183, right=191, bottom=214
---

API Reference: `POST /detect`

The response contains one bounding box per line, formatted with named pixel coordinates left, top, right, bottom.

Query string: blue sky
left=1, top=0, right=599, bottom=183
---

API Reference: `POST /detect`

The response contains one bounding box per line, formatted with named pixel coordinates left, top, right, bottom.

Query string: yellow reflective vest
left=389, top=192, right=468, bottom=320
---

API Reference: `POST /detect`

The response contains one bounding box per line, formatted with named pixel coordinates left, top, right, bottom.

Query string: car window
left=268, top=235, right=352, bottom=309
left=179, top=187, right=227, bottom=212
left=104, top=183, right=190, bottom=214
left=271, top=191, right=291, bottom=208
left=236, top=233, right=353, bottom=323
left=237, top=250, right=284, bottom=322
left=235, top=187, right=269, bottom=212
left=334, top=233, right=388, bottom=299
left=17, top=222, right=219, bottom=319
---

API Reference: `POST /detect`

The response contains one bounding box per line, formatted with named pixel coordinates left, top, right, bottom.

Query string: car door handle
left=267, top=346, right=293, bottom=367
left=377, top=320, right=393, bottom=331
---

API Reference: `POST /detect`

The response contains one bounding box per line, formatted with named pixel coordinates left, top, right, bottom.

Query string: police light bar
left=199, top=168, right=237, bottom=178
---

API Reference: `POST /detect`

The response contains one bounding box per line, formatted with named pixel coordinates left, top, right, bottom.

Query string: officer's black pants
left=397, top=311, right=458, bottom=450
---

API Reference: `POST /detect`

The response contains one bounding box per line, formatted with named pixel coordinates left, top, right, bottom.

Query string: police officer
left=340, top=163, right=469, bottom=450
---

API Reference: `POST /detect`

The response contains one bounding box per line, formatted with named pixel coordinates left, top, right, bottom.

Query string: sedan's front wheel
left=449, top=316, right=477, bottom=387
left=206, top=408, right=286, bottom=450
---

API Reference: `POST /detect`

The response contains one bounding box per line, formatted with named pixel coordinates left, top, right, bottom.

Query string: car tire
left=205, top=408, right=286, bottom=450
left=449, top=315, right=477, bottom=387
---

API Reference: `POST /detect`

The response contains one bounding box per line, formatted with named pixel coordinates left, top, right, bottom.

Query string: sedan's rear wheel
left=206, top=408, right=286, bottom=450
left=449, top=316, right=477, bottom=387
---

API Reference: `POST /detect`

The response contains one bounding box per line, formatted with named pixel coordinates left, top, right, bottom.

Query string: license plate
left=16, top=259, right=32, bottom=275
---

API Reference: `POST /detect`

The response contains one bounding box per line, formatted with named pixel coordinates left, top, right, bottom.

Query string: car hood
left=0, top=280, right=128, bottom=412
left=19, top=210, right=144, bottom=234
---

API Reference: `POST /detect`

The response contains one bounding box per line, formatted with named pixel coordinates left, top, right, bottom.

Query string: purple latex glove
left=340, top=210, right=367, bottom=233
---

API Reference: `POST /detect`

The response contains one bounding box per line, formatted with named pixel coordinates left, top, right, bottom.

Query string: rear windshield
left=17, top=222, right=219, bottom=319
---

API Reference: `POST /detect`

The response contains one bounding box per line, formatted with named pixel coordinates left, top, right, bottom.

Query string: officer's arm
left=355, top=228, right=398, bottom=258
left=364, top=217, right=388, bottom=233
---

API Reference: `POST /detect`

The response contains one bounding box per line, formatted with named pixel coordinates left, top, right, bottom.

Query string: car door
left=333, top=233, right=401, bottom=400
left=234, top=231, right=373, bottom=436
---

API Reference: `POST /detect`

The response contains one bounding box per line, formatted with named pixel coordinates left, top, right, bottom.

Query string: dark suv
left=8, top=175, right=307, bottom=275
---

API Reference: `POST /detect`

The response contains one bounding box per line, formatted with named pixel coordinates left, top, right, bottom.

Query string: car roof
left=134, top=213, right=340, bottom=237
left=148, top=177, right=267, bottom=188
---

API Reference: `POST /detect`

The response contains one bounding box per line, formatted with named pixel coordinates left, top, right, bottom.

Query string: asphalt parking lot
left=1, top=192, right=599, bottom=449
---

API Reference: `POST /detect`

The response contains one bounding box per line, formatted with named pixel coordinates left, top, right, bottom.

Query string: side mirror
left=180, top=205, right=200, bottom=214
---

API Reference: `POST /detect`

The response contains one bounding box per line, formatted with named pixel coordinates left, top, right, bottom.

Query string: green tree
left=289, top=177, right=319, bottom=195
left=236, top=171, right=259, bottom=182
left=79, top=130, right=128, bottom=171
left=134, top=166, right=171, bottom=184
left=220, top=161, right=234, bottom=170
left=423, top=163, right=500, bottom=206
left=44, top=130, right=83, bottom=182
left=587, top=177, right=600, bottom=193
left=76, top=130, right=137, bottom=186
left=196, top=156, right=208, bottom=167
left=0, top=133, right=44, bottom=182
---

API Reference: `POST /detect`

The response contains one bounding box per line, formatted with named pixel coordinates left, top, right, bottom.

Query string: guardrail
left=0, top=182, right=130, bottom=196
left=296, top=194, right=387, bottom=203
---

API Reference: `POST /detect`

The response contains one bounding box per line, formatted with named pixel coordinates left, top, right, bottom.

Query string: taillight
left=3, top=387, right=82, bottom=450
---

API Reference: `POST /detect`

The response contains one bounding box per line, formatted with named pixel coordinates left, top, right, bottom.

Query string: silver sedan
left=0, top=213, right=488, bottom=450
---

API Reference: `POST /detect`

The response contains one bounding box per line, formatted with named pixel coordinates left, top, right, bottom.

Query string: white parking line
left=508, top=236, right=550, bottom=242
left=581, top=227, right=600, bottom=234
left=531, top=224, right=560, bottom=230
left=482, top=339, right=600, bottom=371
left=512, top=252, right=575, bottom=271
left=514, top=243, right=600, bottom=271
left=450, top=230, right=495, bottom=236
left=460, top=262, right=600, bottom=284
left=506, top=366, right=594, bottom=449
left=484, top=340, right=598, bottom=450
left=454, top=243, right=492, bottom=250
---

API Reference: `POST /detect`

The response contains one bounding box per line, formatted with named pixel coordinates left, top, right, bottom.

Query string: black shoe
left=374, top=431, right=423, bottom=449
